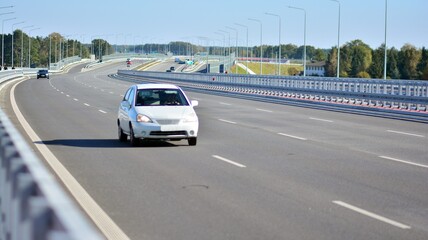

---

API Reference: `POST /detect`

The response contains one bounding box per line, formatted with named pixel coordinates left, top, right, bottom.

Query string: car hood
left=135, top=106, right=196, bottom=120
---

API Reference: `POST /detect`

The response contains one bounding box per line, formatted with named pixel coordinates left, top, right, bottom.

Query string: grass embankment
left=230, top=62, right=303, bottom=76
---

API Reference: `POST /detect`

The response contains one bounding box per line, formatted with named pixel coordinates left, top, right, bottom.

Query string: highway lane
left=3, top=63, right=428, bottom=239
left=145, top=59, right=186, bottom=72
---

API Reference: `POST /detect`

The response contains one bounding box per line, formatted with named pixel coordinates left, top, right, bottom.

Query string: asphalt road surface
left=2, top=62, right=428, bottom=240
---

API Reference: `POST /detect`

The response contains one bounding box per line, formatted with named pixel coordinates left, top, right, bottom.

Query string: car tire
left=188, top=137, right=197, bottom=146
left=129, top=125, right=139, bottom=147
left=118, top=125, right=127, bottom=142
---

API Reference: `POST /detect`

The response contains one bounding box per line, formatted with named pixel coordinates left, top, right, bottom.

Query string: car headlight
left=137, top=114, right=153, bottom=123
left=183, top=113, right=198, bottom=123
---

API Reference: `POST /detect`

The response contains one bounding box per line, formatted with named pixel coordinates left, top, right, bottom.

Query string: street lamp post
left=214, top=32, right=226, bottom=73
left=21, top=25, right=33, bottom=68
left=80, top=34, right=85, bottom=57
left=218, top=30, right=231, bottom=72
left=329, top=0, right=341, bottom=78
left=288, top=6, right=307, bottom=77
left=11, top=21, right=24, bottom=68
left=1, top=15, right=15, bottom=68
left=49, top=35, right=51, bottom=69
left=198, top=36, right=210, bottom=73
left=383, top=0, right=388, bottom=80
left=63, top=35, right=71, bottom=59
left=265, top=12, right=282, bottom=76
left=248, top=18, right=263, bottom=75
left=226, top=26, right=238, bottom=74
left=235, top=23, right=249, bottom=74
left=28, top=27, right=40, bottom=68
left=59, top=37, right=62, bottom=64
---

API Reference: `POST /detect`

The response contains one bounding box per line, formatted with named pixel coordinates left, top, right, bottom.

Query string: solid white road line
left=387, top=130, right=425, bottom=138
left=212, top=155, right=246, bottom=168
left=333, top=201, right=411, bottom=229
left=218, top=119, right=237, bottom=124
left=379, top=156, right=428, bottom=169
left=256, top=108, right=273, bottom=113
left=10, top=81, right=130, bottom=239
left=309, top=117, right=334, bottom=123
left=278, top=133, right=307, bottom=141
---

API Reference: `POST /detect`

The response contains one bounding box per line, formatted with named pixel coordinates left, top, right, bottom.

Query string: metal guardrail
left=117, top=70, right=428, bottom=111
left=0, top=109, right=102, bottom=240
left=49, top=56, right=82, bottom=71
left=0, top=70, right=24, bottom=83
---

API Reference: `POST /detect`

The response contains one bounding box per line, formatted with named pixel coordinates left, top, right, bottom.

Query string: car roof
left=135, top=83, right=180, bottom=90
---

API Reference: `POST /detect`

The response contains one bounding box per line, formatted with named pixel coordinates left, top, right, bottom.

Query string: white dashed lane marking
left=387, top=130, right=425, bottom=138
left=379, top=156, right=428, bottom=169
left=212, top=155, right=246, bottom=168
left=256, top=108, right=273, bottom=113
left=277, top=133, right=307, bottom=141
left=309, top=117, right=334, bottom=123
left=333, top=201, right=411, bottom=229
left=218, top=119, right=237, bottom=124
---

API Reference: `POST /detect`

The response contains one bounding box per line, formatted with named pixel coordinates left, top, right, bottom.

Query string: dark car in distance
left=37, top=69, right=49, bottom=79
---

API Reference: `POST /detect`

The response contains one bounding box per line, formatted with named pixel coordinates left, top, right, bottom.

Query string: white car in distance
left=117, top=84, right=199, bottom=146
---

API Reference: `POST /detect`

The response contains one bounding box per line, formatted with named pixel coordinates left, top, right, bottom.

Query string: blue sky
left=9, top=0, right=428, bottom=49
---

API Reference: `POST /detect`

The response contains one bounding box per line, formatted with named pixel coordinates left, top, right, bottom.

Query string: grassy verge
left=230, top=62, right=303, bottom=76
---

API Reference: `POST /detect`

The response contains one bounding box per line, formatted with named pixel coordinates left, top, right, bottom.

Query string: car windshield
left=135, top=89, right=189, bottom=106
left=38, top=70, right=48, bottom=73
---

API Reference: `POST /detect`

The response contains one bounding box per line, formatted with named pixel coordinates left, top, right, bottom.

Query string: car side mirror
left=121, top=101, right=131, bottom=109
left=191, top=100, right=199, bottom=107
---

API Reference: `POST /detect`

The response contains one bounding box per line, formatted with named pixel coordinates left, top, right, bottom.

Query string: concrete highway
left=1, top=62, right=427, bottom=239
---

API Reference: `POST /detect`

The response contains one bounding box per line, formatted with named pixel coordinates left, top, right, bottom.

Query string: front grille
left=150, top=131, right=187, bottom=136
left=156, top=119, right=180, bottom=125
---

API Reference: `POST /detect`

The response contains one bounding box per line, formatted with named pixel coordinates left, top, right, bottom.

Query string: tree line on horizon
left=3, top=30, right=427, bottom=80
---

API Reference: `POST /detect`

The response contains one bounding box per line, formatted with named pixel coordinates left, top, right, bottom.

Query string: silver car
left=117, top=83, right=199, bottom=146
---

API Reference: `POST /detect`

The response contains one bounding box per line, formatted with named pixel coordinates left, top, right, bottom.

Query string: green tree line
left=247, top=41, right=427, bottom=80
left=325, top=40, right=428, bottom=80
left=1, top=30, right=93, bottom=69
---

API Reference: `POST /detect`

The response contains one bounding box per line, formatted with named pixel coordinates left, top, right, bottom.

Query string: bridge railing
left=0, top=109, right=102, bottom=240
left=117, top=70, right=428, bottom=111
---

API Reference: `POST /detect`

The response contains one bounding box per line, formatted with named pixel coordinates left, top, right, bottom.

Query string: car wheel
left=118, top=125, right=127, bottom=142
left=188, top=137, right=197, bottom=146
left=129, top=125, right=139, bottom=147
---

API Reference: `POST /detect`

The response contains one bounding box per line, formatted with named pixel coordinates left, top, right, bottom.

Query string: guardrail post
left=13, top=174, right=34, bottom=240
left=28, top=198, right=52, bottom=240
